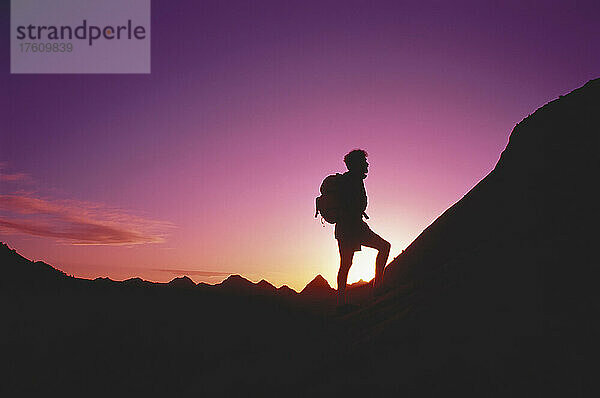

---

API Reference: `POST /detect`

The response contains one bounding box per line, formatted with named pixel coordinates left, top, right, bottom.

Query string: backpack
left=314, top=173, right=345, bottom=224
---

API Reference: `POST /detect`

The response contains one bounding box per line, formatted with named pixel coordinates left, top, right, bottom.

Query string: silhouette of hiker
left=335, top=149, right=390, bottom=306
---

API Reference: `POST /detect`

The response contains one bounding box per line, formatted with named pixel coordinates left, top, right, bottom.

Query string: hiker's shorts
left=335, top=219, right=374, bottom=252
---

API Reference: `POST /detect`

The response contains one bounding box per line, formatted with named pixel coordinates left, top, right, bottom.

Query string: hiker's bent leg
left=375, top=240, right=391, bottom=287
left=337, top=247, right=354, bottom=305
left=363, top=232, right=391, bottom=289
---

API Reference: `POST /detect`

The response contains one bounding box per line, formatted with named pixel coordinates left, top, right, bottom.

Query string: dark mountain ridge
left=378, top=78, right=599, bottom=328
left=0, top=242, right=342, bottom=303
left=1, top=239, right=378, bottom=304
left=385, top=78, right=598, bottom=288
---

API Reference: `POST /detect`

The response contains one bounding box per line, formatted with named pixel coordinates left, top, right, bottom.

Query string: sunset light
left=2, top=1, right=598, bottom=292
left=3, top=1, right=599, bottom=395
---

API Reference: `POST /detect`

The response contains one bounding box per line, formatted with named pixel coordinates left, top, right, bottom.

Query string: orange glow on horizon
left=346, top=249, right=377, bottom=285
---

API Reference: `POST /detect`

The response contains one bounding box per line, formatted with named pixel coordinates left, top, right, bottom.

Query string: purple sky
left=1, top=0, right=599, bottom=290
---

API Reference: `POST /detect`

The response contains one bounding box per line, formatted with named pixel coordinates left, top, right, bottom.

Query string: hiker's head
left=344, top=149, right=369, bottom=177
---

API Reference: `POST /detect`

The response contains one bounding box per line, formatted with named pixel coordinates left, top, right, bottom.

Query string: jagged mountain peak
left=168, top=275, right=196, bottom=288
left=301, top=274, right=334, bottom=295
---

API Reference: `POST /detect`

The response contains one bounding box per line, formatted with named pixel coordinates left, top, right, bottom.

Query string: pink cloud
left=0, top=163, right=31, bottom=183
left=153, top=268, right=232, bottom=277
left=0, top=172, right=29, bottom=182
left=0, top=194, right=173, bottom=245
